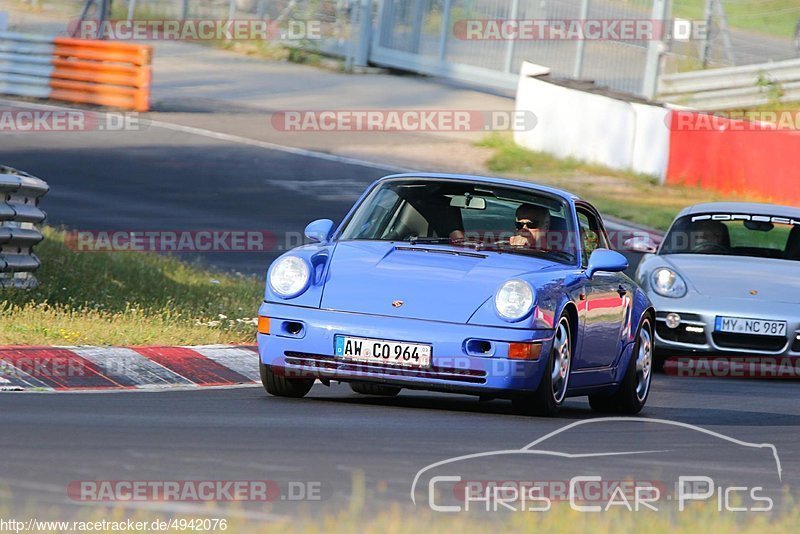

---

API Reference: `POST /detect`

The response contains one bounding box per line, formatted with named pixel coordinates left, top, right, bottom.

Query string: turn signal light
left=508, top=342, right=543, bottom=360
left=258, top=316, right=271, bottom=335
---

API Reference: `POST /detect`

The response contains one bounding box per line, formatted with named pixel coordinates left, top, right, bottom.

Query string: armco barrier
left=0, top=32, right=152, bottom=111
left=0, top=166, right=49, bottom=288
left=658, top=58, right=800, bottom=111
left=665, top=111, right=800, bottom=206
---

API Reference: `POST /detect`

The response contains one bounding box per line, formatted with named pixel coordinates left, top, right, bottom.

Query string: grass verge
left=477, top=133, right=734, bottom=231
left=672, top=0, right=800, bottom=40
left=0, top=227, right=263, bottom=346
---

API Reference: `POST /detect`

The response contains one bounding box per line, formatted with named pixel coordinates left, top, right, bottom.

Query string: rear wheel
left=589, top=316, right=654, bottom=414
left=349, top=383, right=402, bottom=396
left=512, top=315, right=572, bottom=417
left=260, top=361, right=314, bottom=398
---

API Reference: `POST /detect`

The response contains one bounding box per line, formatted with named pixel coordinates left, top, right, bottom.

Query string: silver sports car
left=634, top=202, right=800, bottom=360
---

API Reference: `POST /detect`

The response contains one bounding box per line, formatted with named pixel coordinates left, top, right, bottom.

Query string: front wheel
left=512, top=314, right=572, bottom=417
left=589, top=316, right=654, bottom=414
left=260, top=362, right=314, bottom=398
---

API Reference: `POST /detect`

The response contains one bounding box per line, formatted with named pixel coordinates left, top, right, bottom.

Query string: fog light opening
left=282, top=321, right=304, bottom=336
left=466, top=339, right=494, bottom=356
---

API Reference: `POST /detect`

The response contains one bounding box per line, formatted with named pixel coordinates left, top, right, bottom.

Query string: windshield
left=661, top=213, right=800, bottom=261
left=338, top=178, right=579, bottom=264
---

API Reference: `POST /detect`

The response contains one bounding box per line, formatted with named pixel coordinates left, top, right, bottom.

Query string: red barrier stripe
left=666, top=110, right=800, bottom=206
left=0, top=348, right=124, bottom=389
left=133, top=347, right=252, bottom=385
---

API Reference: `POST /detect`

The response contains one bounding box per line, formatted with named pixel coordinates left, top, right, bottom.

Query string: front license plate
left=335, top=336, right=432, bottom=368
left=715, top=316, right=787, bottom=337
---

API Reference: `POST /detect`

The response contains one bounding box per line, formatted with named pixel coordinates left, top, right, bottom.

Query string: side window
left=350, top=188, right=401, bottom=239
left=576, top=207, right=608, bottom=268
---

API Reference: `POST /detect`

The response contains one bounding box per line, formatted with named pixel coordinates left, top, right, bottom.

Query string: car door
left=573, top=205, right=629, bottom=369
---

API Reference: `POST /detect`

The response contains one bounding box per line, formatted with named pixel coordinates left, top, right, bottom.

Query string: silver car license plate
left=715, top=316, right=787, bottom=337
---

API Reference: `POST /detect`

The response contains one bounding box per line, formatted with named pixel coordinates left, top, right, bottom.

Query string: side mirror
left=622, top=234, right=659, bottom=254
left=304, top=219, right=334, bottom=244
left=586, top=249, right=628, bottom=279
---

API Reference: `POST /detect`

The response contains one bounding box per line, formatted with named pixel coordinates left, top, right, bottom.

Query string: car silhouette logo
left=392, top=300, right=404, bottom=308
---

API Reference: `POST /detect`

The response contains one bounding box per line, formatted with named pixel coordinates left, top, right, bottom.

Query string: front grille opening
left=656, top=311, right=702, bottom=322
left=793, top=334, right=800, bottom=353
left=712, top=332, right=787, bottom=352
left=656, top=322, right=706, bottom=345
left=283, top=352, right=487, bottom=384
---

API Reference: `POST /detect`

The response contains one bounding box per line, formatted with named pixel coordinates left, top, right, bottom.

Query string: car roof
left=677, top=202, right=800, bottom=219
left=377, top=173, right=583, bottom=204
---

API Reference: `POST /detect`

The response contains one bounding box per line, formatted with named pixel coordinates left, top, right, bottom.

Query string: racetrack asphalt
left=1, top=377, right=797, bottom=519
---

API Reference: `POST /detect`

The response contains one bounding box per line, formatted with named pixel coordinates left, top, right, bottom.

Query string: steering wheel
left=692, top=242, right=728, bottom=254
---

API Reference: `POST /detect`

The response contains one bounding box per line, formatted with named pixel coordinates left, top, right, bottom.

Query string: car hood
left=321, top=241, right=562, bottom=323
left=662, top=254, right=800, bottom=303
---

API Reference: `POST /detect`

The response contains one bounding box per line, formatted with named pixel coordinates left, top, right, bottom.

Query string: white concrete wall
left=514, top=61, right=670, bottom=182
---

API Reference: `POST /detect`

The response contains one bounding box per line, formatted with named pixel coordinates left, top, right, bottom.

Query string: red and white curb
left=0, top=345, right=260, bottom=391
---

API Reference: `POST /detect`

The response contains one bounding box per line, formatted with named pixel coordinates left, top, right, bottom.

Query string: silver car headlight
left=495, top=280, right=535, bottom=321
left=651, top=267, right=687, bottom=298
left=269, top=256, right=311, bottom=298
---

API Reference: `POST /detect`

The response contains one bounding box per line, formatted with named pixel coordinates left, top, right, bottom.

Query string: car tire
left=260, top=361, right=314, bottom=398
left=511, top=314, right=572, bottom=417
left=588, top=316, right=654, bottom=415
left=349, top=383, right=402, bottom=396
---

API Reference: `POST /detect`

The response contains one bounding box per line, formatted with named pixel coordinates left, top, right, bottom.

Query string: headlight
left=650, top=267, right=687, bottom=298
left=269, top=256, right=311, bottom=298
left=495, top=280, right=535, bottom=321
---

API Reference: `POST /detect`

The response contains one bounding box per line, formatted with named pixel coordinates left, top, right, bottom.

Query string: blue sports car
left=257, top=174, right=654, bottom=416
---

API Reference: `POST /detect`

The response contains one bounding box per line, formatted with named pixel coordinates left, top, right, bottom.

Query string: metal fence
left=372, top=0, right=662, bottom=95
left=19, top=0, right=800, bottom=99
left=0, top=166, right=49, bottom=289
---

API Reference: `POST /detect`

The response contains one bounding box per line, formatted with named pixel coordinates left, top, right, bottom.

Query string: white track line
left=0, top=98, right=413, bottom=173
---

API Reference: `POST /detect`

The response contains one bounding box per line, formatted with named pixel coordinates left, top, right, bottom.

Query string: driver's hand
left=509, top=235, right=528, bottom=247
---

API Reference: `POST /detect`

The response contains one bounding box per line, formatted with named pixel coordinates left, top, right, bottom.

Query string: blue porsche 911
left=257, top=174, right=654, bottom=416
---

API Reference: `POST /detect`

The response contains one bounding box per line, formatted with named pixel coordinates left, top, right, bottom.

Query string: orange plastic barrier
left=666, top=111, right=800, bottom=206
left=50, top=37, right=152, bottom=112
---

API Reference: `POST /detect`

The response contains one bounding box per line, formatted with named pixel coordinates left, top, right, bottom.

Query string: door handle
left=617, top=285, right=628, bottom=297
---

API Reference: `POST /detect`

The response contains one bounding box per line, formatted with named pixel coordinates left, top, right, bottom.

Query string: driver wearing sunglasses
left=509, top=203, right=551, bottom=248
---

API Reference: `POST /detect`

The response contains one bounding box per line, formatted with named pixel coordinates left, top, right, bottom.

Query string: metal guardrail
left=658, top=58, right=800, bottom=110
left=0, top=166, right=49, bottom=289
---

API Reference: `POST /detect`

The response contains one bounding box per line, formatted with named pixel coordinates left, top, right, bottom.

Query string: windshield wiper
left=406, top=236, right=452, bottom=245
left=482, top=243, right=576, bottom=264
